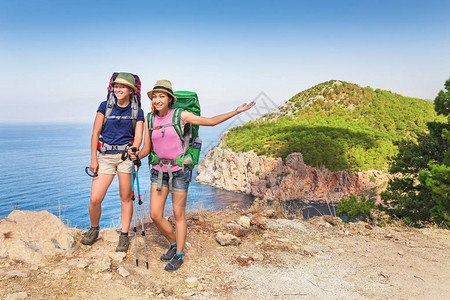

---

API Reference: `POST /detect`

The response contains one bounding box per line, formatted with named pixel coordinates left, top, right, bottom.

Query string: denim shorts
left=151, top=168, right=191, bottom=192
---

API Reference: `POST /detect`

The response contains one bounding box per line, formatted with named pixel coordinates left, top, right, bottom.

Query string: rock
left=252, top=253, right=264, bottom=261
left=67, top=258, right=89, bottom=269
left=191, top=215, right=204, bottom=222
left=0, top=210, right=76, bottom=265
left=322, top=215, right=342, bottom=226
left=231, top=227, right=247, bottom=237
left=379, top=271, right=390, bottom=283
left=279, top=238, right=292, bottom=243
left=77, top=259, right=89, bottom=269
left=67, top=259, right=79, bottom=266
left=238, top=216, right=251, bottom=228
left=250, top=213, right=267, bottom=230
left=107, top=251, right=127, bottom=263
left=88, top=257, right=111, bottom=273
left=182, top=292, right=196, bottom=297
left=226, top=222, right=242, bottom=230
left=185, top=277, right=199, bottom=288
left=118, top=266, right=130, bottom=277
left=101, top=229, right=119, bottom=243
left=263, top=209, right=276, bottom=218
left=215, top=232, right=241, bottom=246
left=303, top=247, right=318, bottom=256
left=5, top=270, right=28, bottom=279
left=236, top=255, right=253, bottom=266
left=50, top=267, right=70, bottom=277
left=5, top=292, right=28, bottom=300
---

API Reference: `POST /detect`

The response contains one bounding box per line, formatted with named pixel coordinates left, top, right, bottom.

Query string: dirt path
left=1, top=210, right=449, bottom=299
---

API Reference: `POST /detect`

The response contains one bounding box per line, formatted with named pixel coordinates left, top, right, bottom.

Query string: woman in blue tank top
left=81, top=72, right=144, bottom=253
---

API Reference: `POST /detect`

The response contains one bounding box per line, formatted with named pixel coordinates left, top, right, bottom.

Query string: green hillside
left=225, top=80, right=445, bottom=172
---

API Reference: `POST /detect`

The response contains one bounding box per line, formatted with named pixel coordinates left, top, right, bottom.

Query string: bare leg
left=150, top=185, right=176, bottom=244
left=172, top=190, right=188, bottom=253
left=117, top=171, right=133, bottom=233
left=89, top=173, right=115, bottom=227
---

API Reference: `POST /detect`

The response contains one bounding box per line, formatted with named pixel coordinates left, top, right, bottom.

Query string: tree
left=381, top=78, right=450, bottom=227
left=434, top=78, right=450, bottom=116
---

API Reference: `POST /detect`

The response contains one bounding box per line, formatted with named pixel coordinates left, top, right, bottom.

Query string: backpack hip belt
left=98, top=138, right=134, bottom=154
left=155, top=159, right=179, bottom=191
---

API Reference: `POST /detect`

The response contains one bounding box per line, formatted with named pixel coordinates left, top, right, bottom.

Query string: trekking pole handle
left=121, top=142, right=133, bottom=161
left=131, top=147, right=141, bottom=167
left=85, top=167, right=98, bottom=177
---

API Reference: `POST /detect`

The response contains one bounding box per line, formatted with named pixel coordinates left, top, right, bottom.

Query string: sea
left=0, top=123, right=334, bottom=229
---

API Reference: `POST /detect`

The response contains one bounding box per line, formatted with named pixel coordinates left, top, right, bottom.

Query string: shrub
left=336, top=194, right=376, bottom=222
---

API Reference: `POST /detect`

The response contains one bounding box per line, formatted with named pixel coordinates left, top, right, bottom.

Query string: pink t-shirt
left=152, top=109, right=184, bottom=172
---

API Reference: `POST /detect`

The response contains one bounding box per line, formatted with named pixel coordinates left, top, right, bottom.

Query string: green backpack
left=147, top=91, right=202, bottom=170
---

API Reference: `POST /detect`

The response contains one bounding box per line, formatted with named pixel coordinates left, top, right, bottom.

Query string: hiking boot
left=81, top=227, right=99, bottom=245
left=164, top=255, right=183, bottom=272
left=115, top=235, right=130, bottom=252
left=160, top=245, right=177, bottom=261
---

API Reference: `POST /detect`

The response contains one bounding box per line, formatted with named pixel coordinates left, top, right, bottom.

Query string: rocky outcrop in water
left=196, top=133, right=390, bottom=203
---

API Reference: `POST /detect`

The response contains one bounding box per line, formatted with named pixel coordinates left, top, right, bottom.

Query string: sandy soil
left=1, top=208, right=449, bottom=300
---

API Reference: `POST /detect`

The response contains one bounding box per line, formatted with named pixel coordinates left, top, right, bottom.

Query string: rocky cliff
left=196, top=132, right=391, bottom=203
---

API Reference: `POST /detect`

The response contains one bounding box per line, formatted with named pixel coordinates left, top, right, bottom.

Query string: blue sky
left=0, top=0, right=449, bottom=123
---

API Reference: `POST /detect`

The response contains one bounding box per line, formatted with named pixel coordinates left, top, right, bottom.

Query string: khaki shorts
left=98, top=153, right=131, bottom=175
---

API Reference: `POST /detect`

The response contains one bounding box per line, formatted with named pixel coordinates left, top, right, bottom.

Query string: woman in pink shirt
left=135, top=79, right=255, bottom=271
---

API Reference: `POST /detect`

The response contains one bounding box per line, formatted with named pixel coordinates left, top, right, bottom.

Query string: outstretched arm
left=181, top=101, right=256, bottom=126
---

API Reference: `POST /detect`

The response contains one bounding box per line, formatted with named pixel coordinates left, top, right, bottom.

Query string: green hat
left=147, top=79, right=177, bottom=102
left=110, top=72, right=137, bottom=92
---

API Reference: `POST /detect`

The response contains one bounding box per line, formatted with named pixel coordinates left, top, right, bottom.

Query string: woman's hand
left=128, top=147, right=140, bottom=161
left=89, top=158, right=99, bottom=175
left=236, top=101, right=256, bottom=113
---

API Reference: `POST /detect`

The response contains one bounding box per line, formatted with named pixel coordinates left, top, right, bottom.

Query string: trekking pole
left=131, top=147, right=149, bottom=269
left=122, top=144, right=139, bottom=267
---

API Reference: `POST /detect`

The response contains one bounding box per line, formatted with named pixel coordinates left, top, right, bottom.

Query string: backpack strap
left=171, top=108, right=184, bottom=140
left=130, top=94, right=139, bottom=130
left=148, top=111, right=178, bottom=136
left=102, top=94, right=116, bottom=134
left=147, top=112, right=153, bottom=134
left=102, top=94, right=139, bottom=134
left=147, top=111, right=154, bottom=152
left=172, top=107, right=191, bottom=150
